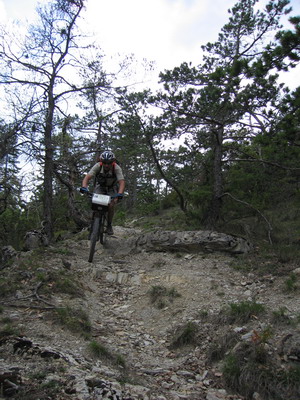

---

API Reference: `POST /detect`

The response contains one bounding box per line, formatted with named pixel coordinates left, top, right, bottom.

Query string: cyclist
left=81, top=150, right=125, bottom=235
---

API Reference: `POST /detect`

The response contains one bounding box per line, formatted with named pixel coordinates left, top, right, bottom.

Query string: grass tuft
left=87, top=340, right=126, bottom=368
left=54, top=307, right=91, bottom=338
left=148, top=285, right=181, bottom=309
left=223, top=301, right=265, bottom=323
left=170, top=321, right=198, bottom=348
left=222, top=342, right=300, bottom=400
left=284, top=273, right=298, bottom=292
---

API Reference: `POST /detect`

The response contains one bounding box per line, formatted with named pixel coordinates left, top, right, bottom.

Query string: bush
left=148, top=285, right=181, bottom=309
left=170, top=321, right=198, bottom=348
left=222, top=342, right=300, bottom=400
left=221, top=301, right=265, bottom=324
left=54, top=307, right=91, bottom=337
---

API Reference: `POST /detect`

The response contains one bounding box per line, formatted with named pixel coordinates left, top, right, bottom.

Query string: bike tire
left=99, top=213, right=107, bottom=245
left=88, top=216, right=100, bottom=263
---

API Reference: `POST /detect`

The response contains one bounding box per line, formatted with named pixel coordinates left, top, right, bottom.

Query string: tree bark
left=204, top=126, right=223, bottom=228
left=43, top=82, right=55, bottom=240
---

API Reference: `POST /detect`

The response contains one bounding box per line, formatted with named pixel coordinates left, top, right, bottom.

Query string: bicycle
left=80, top=188, right=122, bottom=263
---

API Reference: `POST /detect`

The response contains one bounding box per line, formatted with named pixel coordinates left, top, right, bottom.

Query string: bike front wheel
left=88, top=216, right=100, bottom=263
left=99, top=213, right=107, bottom=245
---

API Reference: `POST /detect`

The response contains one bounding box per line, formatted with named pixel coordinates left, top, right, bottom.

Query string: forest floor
left=1, top=226, right=300, bottom=400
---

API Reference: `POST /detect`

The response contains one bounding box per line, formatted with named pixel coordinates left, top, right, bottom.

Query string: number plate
left=92, top=194, right=111, bottom=206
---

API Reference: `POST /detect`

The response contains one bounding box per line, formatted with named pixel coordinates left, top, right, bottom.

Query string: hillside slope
left=1, top=227, right=300, bottom=400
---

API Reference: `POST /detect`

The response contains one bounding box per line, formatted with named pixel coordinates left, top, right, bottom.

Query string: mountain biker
left=81, top=150, right=125, bottom=235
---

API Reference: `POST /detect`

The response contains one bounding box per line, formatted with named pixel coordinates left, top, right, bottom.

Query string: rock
left=206, top=389, right=228, bottom=400
left=1, top=245, right=18, bottom=267
left=280, top=333, right=300, bottom=362
left=130, top=230, right=252, bottom=254
left=23, top=229, right=49, bottom=251
left=0, top=369, right=21, bottom=397
left=110, top=229, right=252, bottom=256
left=293, top=267, right=300, bottom=276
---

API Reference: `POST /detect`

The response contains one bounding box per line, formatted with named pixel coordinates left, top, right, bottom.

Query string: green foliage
left=54, top=277, right=83, bottom=297
left=135, top=199, right=161, bottom=217
left=0, top=323, right=20, bottom=338
left=188, top=187, right=212, bottom=209
left=54, top=307, right=91, bottom=337
left=272, top=307, right=294, bottom=325
left=170, top=321, right=198, bottom=348
left=284, top=273, right=298, bottom=293
left=224, top=301, right=265, bottom=323
left=0, top=277, right=20, bottom=298
left=148, top=285, right=181, bottom=309
left=222, top=340, right=300, bottom=400
left=52, top=192, right=78, bottom=232
left=160, top=190, right=181, bottom=209
left=222, top=353, right=240, bottom=387
left=88, top=340, right=111, bottom=358
left=279, top=365, right=300, bottom=387
left=0, top=206, right=40, bottom=250
left=114, top=209, right=127, bottom=225
left=207, top=332, right=239, bottom=362
left=87, top=340, right=126, bottom=368
left=0, top=0, right=298, bottom=249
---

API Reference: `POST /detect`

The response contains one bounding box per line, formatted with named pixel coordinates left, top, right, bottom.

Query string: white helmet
left=100, top=150, right=115, bottom=163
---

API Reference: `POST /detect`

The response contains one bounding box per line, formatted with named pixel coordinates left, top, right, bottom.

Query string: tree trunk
left=43, top=84, right=55, bottom=241
left=205, top=126, right=223, bottom=228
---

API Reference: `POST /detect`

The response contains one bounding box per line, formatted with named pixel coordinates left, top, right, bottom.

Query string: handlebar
left=79, top=188, right=123, bottom=199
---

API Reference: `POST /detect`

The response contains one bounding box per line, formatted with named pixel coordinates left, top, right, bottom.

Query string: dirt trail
left=1, top=227, right=299, bottom=399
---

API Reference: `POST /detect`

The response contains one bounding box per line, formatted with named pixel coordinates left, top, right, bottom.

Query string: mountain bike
left=80, top=189, right=122, bottom=263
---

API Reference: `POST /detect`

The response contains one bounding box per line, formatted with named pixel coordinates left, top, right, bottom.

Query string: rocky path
left=1, top=227, right=300, bottom=399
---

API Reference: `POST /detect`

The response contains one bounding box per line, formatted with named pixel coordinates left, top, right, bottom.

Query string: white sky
left=1, top=0, right=300, bottom=78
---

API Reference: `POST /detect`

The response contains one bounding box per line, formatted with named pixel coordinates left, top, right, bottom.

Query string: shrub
left=284, top=273, right=298, bottom=292
left=170, top=321, right=198, bottom=348
left=88, top=340, right=110, bottom=358
left=54, top=307, right=91, bottom=337
left=272, top=307, right=293, bottom=325
left=87, top=340, right=126, bottom=368
left=148, top=285, right=181, bottom=309
left=222, top=342, right=300, bottom=400
left=224, top=301, right=265, bottom=323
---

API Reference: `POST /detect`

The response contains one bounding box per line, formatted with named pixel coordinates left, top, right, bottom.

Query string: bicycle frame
left=80, top=189, right=123, bottom=262
left=89, top=193, right=111, bottom=262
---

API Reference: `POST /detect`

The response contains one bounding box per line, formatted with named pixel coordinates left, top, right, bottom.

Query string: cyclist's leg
left=106, top=186, right=118, bottom=235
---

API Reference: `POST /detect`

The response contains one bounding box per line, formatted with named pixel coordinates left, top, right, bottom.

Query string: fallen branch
left=33, top=282, right=56, bottom=307
left=0, top=303, right=55, bottom=310
left=0, top=281, right=55, bottom=309
left=221, top=192, right=273, bottom=244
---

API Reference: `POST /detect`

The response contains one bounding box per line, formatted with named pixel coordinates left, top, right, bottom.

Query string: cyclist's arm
left=117, top=179, right=125, bottom=195
left=82, top=173, right=93, bottom=188
left=82, top=164, right=100, bottom=188
left=115, top=165, right=125, bottom=195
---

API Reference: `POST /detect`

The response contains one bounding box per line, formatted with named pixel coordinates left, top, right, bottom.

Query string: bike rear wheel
left=88, top=216, right=100, bottom=263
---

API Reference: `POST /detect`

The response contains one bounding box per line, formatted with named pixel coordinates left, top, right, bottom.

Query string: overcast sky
left=1, top=0, right=300, bottom=86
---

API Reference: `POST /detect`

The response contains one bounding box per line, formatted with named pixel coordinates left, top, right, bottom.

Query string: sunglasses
left=102, top=161, right=113, bottom=165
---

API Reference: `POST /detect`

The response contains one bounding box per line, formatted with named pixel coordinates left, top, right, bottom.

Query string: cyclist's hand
left=112, top=193, right=123, bottom=204
left=80, top=187, right=88, bottom=194
left=117, top=193, right=123, bottom=202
